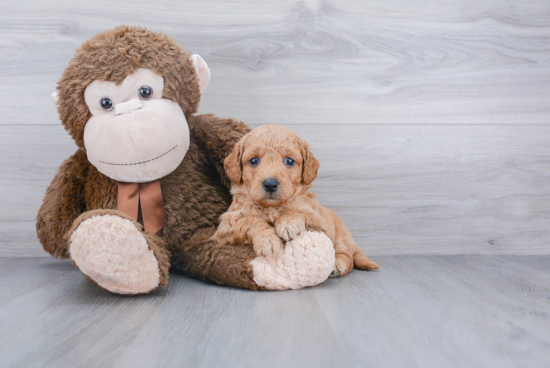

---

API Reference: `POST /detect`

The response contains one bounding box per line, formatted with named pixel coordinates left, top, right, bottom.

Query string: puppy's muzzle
left=262, top=178, right=279, bottom=194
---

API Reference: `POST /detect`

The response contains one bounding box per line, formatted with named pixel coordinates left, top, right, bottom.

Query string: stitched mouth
left=99, top=145, right=177, bottom=166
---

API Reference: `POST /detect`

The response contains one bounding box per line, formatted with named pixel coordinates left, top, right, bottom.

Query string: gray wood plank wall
left=1, top=0, right=549, bottom=256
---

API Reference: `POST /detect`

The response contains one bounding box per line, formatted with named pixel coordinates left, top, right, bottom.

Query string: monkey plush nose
left=115, top=98, right=143, bottom=115
left=262, top=178, right=279, bottom=193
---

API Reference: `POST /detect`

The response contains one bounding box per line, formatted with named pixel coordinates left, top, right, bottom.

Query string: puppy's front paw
left=275, top=217, right=306, bottom=242
left=252, top=232, right=284, bottom=257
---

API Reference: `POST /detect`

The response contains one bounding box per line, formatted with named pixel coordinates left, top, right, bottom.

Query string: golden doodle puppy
left=213, top=125, right=379, bottom=276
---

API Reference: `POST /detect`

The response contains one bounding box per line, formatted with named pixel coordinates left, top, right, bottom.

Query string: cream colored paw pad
left=69, top=215, right=160, bottom=294
left=250, top=231, right=335, bottom=290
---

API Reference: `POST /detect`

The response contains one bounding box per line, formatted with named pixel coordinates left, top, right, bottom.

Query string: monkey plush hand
left=37, top=26, right=335, bottom=294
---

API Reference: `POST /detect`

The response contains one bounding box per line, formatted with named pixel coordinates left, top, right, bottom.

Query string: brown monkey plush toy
left=37, top=25, right=336, bottom=294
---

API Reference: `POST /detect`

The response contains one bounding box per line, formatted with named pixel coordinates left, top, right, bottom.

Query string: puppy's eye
left=138, top=85, right=153, bottom=100
left=100, top=97, right=114, bottom=111
left=249, top=157, right=260, bottom=167
left=284, top=158, right=295, bottom=167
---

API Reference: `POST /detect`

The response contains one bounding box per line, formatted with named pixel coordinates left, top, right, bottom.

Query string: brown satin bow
left=117, top=180, right=166, bottom=234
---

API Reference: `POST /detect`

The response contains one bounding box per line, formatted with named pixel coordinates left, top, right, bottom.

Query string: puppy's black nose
left=262, top=178, right=279, bottom=193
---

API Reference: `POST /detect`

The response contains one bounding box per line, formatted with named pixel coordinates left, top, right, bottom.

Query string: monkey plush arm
left=36, top=150, right=89, bottom=259
left=189, top=114, right=251, bottom=188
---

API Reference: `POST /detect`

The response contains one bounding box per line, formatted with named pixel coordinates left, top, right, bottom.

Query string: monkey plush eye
left=249, top=157, right=260, bottom=167
left=100, top=97, right=114, bottom=111
left=138, top=85, right=153, bottom=100
left=284, top=158, right=295, bottom=167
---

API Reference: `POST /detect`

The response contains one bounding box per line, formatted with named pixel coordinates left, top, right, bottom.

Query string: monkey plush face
left=52, top=26, right=211, bottom=183
left=83, top=68, right=189, bottom=183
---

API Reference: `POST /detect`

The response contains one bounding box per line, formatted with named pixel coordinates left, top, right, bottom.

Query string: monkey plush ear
left=190, top=54, right=211, bottom=93
left=51, top=91, right=59, bottom=105
left=301, top=138, right=320, bottom=185
left=224, top=140, right=244, bottom=184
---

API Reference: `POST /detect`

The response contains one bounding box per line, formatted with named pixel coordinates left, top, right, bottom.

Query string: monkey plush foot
left=250, top=231, right=335, bottom=290
left=68, top=210, right=170, bottom=295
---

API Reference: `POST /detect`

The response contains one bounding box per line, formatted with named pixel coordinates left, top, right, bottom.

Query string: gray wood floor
left=1, top=256, right=549, bottom=368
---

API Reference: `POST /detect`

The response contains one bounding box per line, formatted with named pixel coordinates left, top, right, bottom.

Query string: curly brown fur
left=55, top=25, right=202, bottom=149
left=37, top=114, right=258, bottom=288
left=36, top=149, right=89, bottom=258
left=213, top=125, right=379, bottom=275
left=170, top=227, right=263, bottom=290
left=37, top=26, right=262, bottom=292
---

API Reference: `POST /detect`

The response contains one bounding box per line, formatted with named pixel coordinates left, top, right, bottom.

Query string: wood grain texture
left=1, top=0, right=550, bottom=256
left=0, top=0, right=549, bottom=126
left=0, top=256, right=549, bottom=368
left=1, top=124, right=549, bottom=257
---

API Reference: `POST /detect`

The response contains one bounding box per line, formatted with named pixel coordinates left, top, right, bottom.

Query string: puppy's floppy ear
left=300, top=138, right=320, bottom=185
left=225, top=139, right=244, bottom=184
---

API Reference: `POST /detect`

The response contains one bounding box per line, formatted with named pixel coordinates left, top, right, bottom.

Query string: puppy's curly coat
left=213, top=125, right=379, bottom=276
